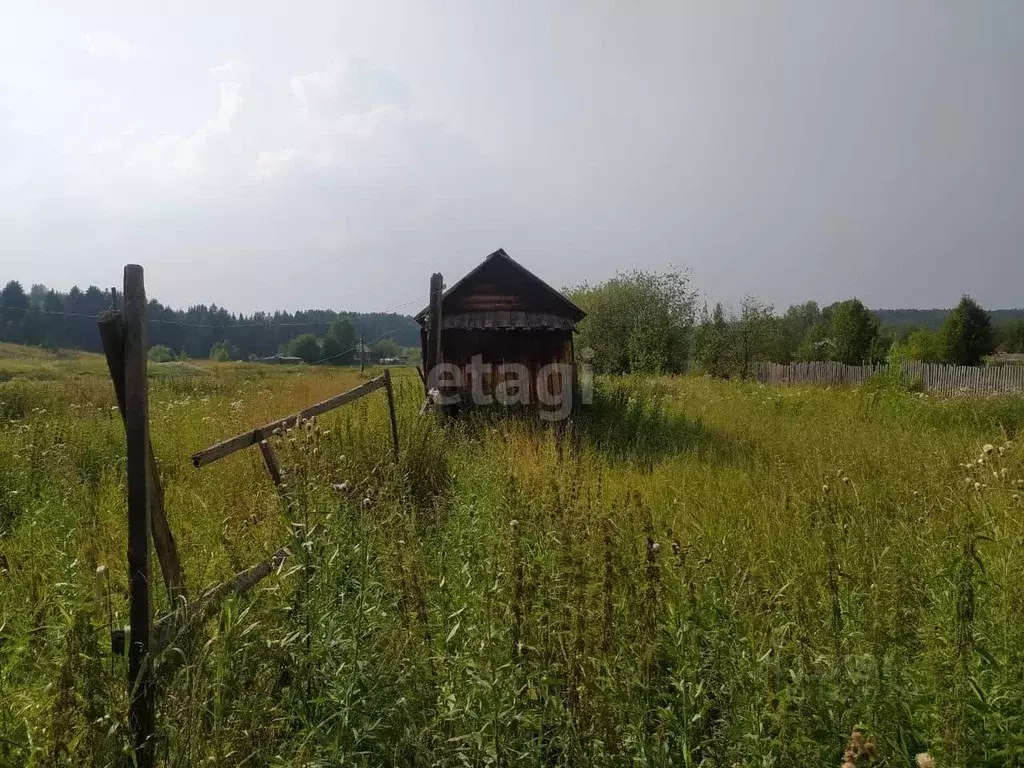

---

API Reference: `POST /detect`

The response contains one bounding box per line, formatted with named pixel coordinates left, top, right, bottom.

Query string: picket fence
left=751, top=360, right=1024, bottom=395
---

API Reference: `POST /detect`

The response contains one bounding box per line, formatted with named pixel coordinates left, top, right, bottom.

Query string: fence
left=751, top=360, right=1024, bottom=395
left=100, top=265, right=400, bottom=766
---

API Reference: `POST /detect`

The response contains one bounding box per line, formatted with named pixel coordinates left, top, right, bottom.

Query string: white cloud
left=252, top=147, right=301, bottom=179
left=83, top=32, right=134, bottom=63
left=72, top=56, right=461, bottom=195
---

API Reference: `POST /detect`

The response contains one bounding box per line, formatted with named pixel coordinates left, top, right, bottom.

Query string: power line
left=312, top=323, right=414, bottom=366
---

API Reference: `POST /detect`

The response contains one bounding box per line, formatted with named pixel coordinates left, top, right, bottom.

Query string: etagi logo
left=425, top=347, right=595, bottom=421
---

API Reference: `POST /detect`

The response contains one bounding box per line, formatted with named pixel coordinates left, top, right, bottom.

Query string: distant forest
left=2, top=276, right=1022, bottom=368
left=875, top=308, right=1024, bottom=333
left=0, top=281, right=421, bottom=360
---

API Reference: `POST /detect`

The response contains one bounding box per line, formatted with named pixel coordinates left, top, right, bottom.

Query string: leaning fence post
left=98, top=311, right=187, bottom=607
left=258, top=440, right=283, bottom=487
left=383, top=368, right=400, bottom=462
left=123, top=264, right=155, bottom=765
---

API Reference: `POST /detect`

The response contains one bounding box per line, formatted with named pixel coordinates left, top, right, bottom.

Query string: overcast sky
left=2, top=1, right=1022, bottom=314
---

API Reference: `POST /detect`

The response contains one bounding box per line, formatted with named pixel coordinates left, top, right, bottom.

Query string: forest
left=1, top=274, right=1022, bottom=371
left=0, top=280, right=420, bottom=361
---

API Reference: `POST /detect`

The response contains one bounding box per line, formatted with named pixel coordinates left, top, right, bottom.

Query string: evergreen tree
left=1, top=281, right=29, bottom=322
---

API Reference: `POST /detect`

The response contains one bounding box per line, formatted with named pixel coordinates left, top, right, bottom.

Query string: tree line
left=2, top=274, right=1020, bottom=373
left=568, top=270, right=1023, bottom=376
left=0, top=280, right=420, bottom=362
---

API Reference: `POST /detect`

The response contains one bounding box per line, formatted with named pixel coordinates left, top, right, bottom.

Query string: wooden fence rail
left=751, top=360, right=1024, bottom=395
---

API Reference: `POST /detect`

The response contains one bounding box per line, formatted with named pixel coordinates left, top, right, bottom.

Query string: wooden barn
left=416, top=249, right=586, bottom=410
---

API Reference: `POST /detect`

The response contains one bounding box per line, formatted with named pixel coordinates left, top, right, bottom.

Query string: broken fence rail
left=191, top=373, right=396, bottom=468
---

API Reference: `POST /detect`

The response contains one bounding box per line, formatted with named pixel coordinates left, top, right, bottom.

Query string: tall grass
left=2, top=350, right=1024, bottom=765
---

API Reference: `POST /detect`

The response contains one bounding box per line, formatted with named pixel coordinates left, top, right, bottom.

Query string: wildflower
left=999, top=446, right=1006, bottom=455
left=974, top=482, right=982, bottom=492
left=96, top=564, right=107, bottom=577
left=362, top=497, right=372, bottom=509
left=842, top=476, right=850, bottom=484
left=823, top=484, right=830, bottom=494
left=510, top=519, right=519, bottom=530
left=978, top=457, right=986, bottom=465
left=983, top=444, right=995, bottom=455
left=916, top=754, right=935, bottom=768
left=651, top=542, right=661, bottom=554
left=672, top=541, right=681, bottom=555
left=913, top=490, right=920, bottom=497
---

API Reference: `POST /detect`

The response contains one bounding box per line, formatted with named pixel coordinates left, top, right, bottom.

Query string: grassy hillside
left=2, top=347, right=1024, bottom=765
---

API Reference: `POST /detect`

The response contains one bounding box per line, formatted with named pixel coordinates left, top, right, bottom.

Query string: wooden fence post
left=425, top=273, right=443, bottom=392
left=258, top=441, right=283, bottom=487
left=384, top=368, right=400, bottom=462
left=123, top=264, right=155, bottom=765
left=98, top=311, right=187, bottom=607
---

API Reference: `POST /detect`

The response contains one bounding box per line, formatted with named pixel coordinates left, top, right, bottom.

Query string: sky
left=2, top=1, right=1022, bottom=315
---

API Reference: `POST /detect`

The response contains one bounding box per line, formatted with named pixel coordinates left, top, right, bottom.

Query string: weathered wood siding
left=441, top=329, right=574, bottom=402
left=444, top=257, right=577, bottom=316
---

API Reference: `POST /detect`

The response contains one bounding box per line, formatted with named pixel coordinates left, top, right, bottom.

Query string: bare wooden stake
left=98, top=311, right=187, bottom=606
left=123, top=264, right=154, bottom=766
left=258, top=440, right=283, bottom=486
left=383, top=368, right=400, bottom=462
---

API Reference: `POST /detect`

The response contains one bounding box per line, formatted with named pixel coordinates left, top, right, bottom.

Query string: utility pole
left=360, top=330, right=365, bottom=372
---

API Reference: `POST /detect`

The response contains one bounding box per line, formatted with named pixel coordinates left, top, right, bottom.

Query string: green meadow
left=1, top=344, right=1023, bottom=766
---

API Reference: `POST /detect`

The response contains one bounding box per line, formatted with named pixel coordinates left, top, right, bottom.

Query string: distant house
left=415, top=248, right=586, bottom=409
left=989, top=352, right=1024, bottom=366
left=259, top=355, right=304, bottom=365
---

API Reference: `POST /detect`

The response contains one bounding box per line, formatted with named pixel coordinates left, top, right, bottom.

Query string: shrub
left=148, top=344, right=175, bottom=363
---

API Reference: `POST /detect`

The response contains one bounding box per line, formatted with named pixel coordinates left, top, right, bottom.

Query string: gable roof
left=414, top=248, right=586, bottom=325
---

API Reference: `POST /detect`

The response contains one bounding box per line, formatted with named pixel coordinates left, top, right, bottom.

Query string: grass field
left=2, top=343, right=1024, bottom=766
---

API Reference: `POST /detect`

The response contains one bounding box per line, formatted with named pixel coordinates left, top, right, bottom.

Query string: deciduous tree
left=938, top=296, right=993, bottom=365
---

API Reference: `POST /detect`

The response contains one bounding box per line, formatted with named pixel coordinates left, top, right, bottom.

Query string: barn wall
left=439, top=329, right=575, bottom=404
